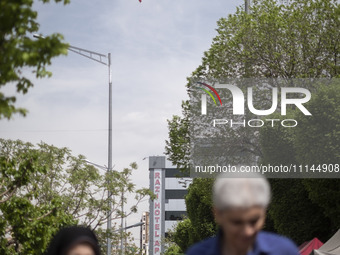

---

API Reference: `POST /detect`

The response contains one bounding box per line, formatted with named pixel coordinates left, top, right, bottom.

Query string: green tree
left=0, top=139, right=153, bottom=254
left=166, top=0, right=339, bottom=246
left=259, top=114, right=330, bottom=243
left=185, top=179, right=216, bottom=243
left=162, top=179, right=216, bottom=252
left=267, top=179, right=331, bottom=244
left=163, top=243, right=184, bottom=255
left=259, top=112, right=297, bottom=166
left=192, top=0, right=339, bottom=79
left=183, top=0, right=339, bottom=170
left=294, top=83, right=340, bottom=232
left=259, top=83, right=340, bottom=243
left=0, top=139, right=75, bottom=254
left=165, top=101, right=190, bottom=173
left=294, top=83, right=340, bottom=165
left=171, top=219, right=194, bottom=253
left=0, top=0, right=70, bottom=119
left=166, top=0, right=340, bottom=174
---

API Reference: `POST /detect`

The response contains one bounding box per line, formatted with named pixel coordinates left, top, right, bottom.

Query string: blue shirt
left=186, top=231, right=300, bottom=255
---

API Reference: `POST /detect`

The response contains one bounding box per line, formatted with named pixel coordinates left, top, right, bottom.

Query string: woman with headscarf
left=45, top=226, right=101, bottom=255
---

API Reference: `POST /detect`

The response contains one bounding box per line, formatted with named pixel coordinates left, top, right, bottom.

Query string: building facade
left=140, top=212, right=149, bottom=255
left=149, top=156, right=191, bottom=255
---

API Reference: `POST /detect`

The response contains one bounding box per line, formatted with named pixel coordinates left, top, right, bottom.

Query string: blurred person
left=186, top=171, right=299, bottom=255
left=45, top=225, right=101, bottom=255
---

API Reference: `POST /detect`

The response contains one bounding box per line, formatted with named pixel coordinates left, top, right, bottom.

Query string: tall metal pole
left=140, top=219, right=143, bottom=255
left=244, top=0, right=250, bottom=77
left=245, top=0, right=250, bottom=14
left=124, top=219, right=127, bottom=253
left=120, top=190, right=124, bottom=255
left=33, top=34, right=114, bottom=255
left=107, top=53, right=113, bottom=255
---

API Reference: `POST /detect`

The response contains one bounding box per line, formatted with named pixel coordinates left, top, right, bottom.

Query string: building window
left=165, top=168, right=190, bottom=178
left=165, top=190, right=188, bottom=199
left=165, top=211, right=187, bottom=221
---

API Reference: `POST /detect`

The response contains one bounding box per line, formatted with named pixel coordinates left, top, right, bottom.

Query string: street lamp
left=33, top=34, right=114, bottom=255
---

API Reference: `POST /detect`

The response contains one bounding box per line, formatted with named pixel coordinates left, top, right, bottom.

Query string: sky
left=1, top=0, right=242, bottom=245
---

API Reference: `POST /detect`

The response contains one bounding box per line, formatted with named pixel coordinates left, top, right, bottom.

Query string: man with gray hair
left=186, top=172, right=299, bottom=255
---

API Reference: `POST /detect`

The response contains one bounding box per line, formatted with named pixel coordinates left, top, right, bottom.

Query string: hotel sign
left=153, top=169, right=162, bottom=254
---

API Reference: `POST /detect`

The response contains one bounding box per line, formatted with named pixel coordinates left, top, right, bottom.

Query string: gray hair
left=213, top=171, right=271, bottom=210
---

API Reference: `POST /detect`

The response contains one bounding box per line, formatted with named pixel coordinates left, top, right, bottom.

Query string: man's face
left=67, top=243, right=95, bottom=255
left=214, top=206, right=266, bottom=250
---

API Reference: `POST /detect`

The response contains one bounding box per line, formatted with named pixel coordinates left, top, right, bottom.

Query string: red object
left=139, top=0, right=142, bottom=2
left=299, top=238, right=324, bottom=255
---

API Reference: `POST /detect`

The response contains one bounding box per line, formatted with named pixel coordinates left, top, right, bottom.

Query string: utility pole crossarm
left=33, top=34, right=108, bottom=66
left=68, top=45, right=108, bottom=66
left=114, top=222, right=144, bottom=232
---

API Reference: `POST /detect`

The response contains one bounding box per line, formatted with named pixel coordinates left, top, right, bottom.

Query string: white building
left=140, top=212, right=149, bottom=255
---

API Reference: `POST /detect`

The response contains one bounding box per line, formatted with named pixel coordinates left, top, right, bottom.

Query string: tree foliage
left=165, top=101, right=190, bottom=173
left=294, top=83, right=340, bottom=231
left=163, top=242, right=184, bottom=255
left=193, top=0, right=339, bottom=79
left=166, top=179, right=216, bottom=253
left=171, top=219, right=194, bottom=253
left=294, top=83, right=340, bottom=165
left=0, top=139, right=153, bottom=254
left=165, top=0, right=340, bottom=248
left=0, top=0, right=70, bottom=119
left=185, top=179, right=216, bottom=243
left=165, top=0, right=340, bottom=173
left=260, top=83, right=340, bottom=243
